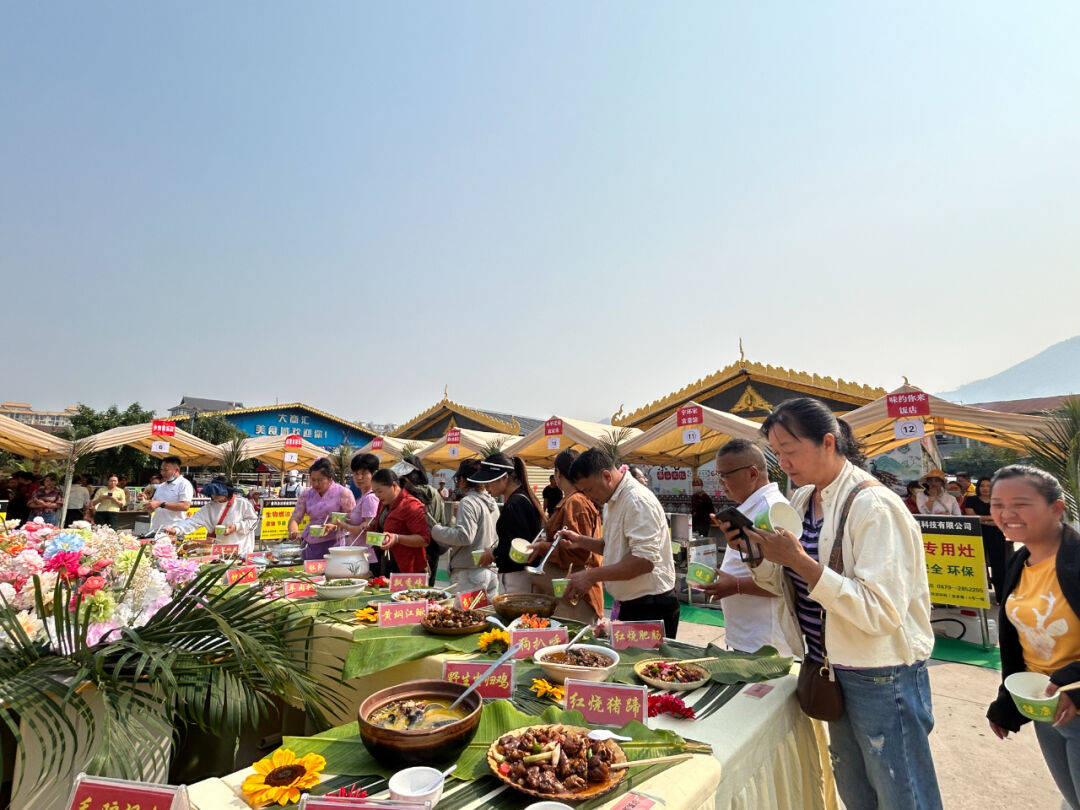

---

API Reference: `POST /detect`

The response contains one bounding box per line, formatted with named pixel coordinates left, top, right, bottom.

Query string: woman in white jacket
left=719, top=398, right=941, bottom=810
left=430, top=458, right=499, bottom=596
left=165, top=477, right=259, bottom=557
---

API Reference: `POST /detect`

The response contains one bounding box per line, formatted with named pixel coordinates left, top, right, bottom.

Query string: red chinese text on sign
left=565, top=679, right=648, bottom=726
left=389, top=572, right=428, bottom=592
left=151, top=419, right=176, bottom=437
left=304, top=559, right=327, bottom=574
left=284, top=434, right=303, bottom=449
left=510, top=628, right=568, bottom=659
left=676, top=406, right=703, bottom=426
left=609, top=620, right=664, bottom=649
left=225, top=566, right=258, bottom=585
left=371, top=436, right=384, bottom=450
left=886, top=392, right=929, bottom=418
left=446, top=429, right=461, bottom=444
left=378, top=600, right=428, bottom=627
left=443, top=661, right=514, bottom=698
left=544, top=418, right=563, bottom=436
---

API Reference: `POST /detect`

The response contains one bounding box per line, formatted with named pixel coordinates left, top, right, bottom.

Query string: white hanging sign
left=681, top=427, right=702, bottom=445
left=448, top=445, right=459, bottom=458
left=283, top=451, right=299, bottom=463
left=547, top=436, right=561, bottom=450
left=151, top=440, right=171, bottom=454
left=893, top=419, right=925, bottom=440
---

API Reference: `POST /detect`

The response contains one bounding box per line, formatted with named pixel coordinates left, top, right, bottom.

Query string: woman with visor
left=474, top=453, right=543, bottom=594
left=163, top=476, right=259, bottom=557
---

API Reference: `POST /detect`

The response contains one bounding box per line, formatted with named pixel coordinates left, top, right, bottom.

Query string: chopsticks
left=611, top=754, right=694, bottom=771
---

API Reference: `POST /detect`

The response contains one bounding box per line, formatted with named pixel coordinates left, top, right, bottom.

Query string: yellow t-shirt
left=1006, top=555, right=1080, bottom=676
left=94, top=486, right=127, bottom=513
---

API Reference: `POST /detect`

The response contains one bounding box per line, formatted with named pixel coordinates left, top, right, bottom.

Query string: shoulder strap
left=826, top=480, right=883, bottom=573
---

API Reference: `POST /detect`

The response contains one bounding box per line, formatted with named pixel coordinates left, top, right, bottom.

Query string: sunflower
left=241, top=748, right=326, bottom=807
left=530, top=678, right=566, bottom=703
left=477, top=628, right=510, bottom=653
left=354, top=607, right=378, bottom=623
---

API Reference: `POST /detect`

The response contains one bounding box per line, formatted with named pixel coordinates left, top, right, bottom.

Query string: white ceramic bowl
left=389, top=766, right=445, bottom=806
left=533, top=644, right=620, bottom=685
left=313, top=579, right=368, bottom=599
left=525, top=803, right=575, bottom=810
left=507, top=616, right=564, bottom=631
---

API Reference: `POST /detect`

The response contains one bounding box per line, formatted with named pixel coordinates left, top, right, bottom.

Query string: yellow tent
left=503, top=416, right=642, bottom=469
left=415, top=429, right=515, bottom=470
left=842, top=385, right=1052, bottom=457
left=0, top=414, right=72, bottom=459
left=354, top=436, right=432, bottom=467
left=81, top=423, right=221, bottom=466
left=620, top=401, right=763, bottom=468
left=223, top=434, right=327, bottom=472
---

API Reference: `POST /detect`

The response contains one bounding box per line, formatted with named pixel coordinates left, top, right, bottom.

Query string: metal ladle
left=525, top=525, right=567, bottom=575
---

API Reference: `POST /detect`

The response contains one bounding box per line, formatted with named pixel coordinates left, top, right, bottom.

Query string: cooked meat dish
left=366, top=697, right=467, bottom=730
left=492, top=725, right=617, bottom=794
left=641, top=660, right=707, bottom=683
left=396, top=589, right=448, bottom=601
left=540, top=649, right=613, bottom=668
left=423, top=606, right=486, bottom=628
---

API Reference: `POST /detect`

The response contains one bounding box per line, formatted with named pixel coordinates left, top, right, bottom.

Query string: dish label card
left=304, top=559, right=327, bottom=574
left=565, top=679, right=648, bottom=726
left=610, top=794, right=658, bottom=810
left=67, top=774, right=188, bottom=810
left=610, top=621, right=664, bottom=649
left=742, top=683, right=774, bottom=699
left=284, top=579, right=317, bottom=598
left=378, top=600, right=428, bottom=627
left=389, top=572, right=428, bottom=592
left=456, top=589, right=490, bottom=610
left=510, top=628, right=568, bottom=659
left=210, top=543, right=239, bottom=558
left=225, top=566, right=258, bottom=585
left=443, top=660, right=514, bottom=698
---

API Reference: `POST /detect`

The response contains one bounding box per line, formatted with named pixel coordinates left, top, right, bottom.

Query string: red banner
left=544, top=418, right=563, bottom=436
left=565, top=679, right=648, bottom=726
left=676, top=406, right=703, bottom=426
left=284, top=434, right=303, bottom=449
left=225, top=566, right=258, bottom=585
left=609, top=620, right=664, bottom=649
left=371, top=436, right=384, bottom=450
left=886, top=392, right=930, bottom=418
left=446, top=429, right=461, bottom=445
left=150, top=419, right=176, bottom=437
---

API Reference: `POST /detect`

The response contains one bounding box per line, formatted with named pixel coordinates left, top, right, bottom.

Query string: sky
left=4, top=2, right=1079, bottom=425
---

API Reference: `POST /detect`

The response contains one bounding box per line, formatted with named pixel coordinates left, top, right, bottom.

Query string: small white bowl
left=313, top=579, right=368, bottom=599
left=389, top=766, right=445, bottom=806
left=525, top=803, right=575, bottom=810
left=533, top=643, right=620, bottom=685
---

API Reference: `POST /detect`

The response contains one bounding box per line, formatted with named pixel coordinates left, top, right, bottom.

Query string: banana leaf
left=602, top=642, right=791, bottom=685
left=341, top=624, right=487, bottom=679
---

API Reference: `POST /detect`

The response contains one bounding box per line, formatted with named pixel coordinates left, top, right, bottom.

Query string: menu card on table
left=609, top=620, right=664, bottom=649
left=564, top=679, right=648, bottom=726
left=66, top=773, right=189, bottom=810
left=510, top=628, right=568, bottom=659
left=377, top=600, right=428, bottom=627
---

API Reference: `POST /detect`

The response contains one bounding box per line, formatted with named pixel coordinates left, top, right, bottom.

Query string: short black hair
left=955, top=470, right=972, bottom=479
left=553, top=449, right=580, bottom=478
left=372, top=468, right=398, bottom=488
left=162, top=455, right=182, bottom=467
left=568, top=448, right=615, bottom=482
left=309, top=458, right=333, bottom=478
left=351, top=453, right=380, bottom=474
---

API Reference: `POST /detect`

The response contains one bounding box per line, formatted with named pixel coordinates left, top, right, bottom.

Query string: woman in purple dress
left=288, top=458, right=356, bottom=561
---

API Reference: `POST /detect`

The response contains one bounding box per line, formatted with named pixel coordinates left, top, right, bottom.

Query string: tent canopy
left=504, top=416, right=642, bottom=469
left=620, top=402, right=763, bottom=468
left=82, top=423, right=221, bottom=466
left=0, top=414, right=73, bottom=460
left=355, top=436, right=432, bottom=468
left=843, top=384, right=1052, bottom=457
left=415, top=429, right=516, bottom=471
left=221, top=434, right=326, bottom=472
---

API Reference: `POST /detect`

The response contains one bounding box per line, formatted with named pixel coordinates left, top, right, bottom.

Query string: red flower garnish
left=44, top=551, right=83, bottom=579
left=79, top=575, right=106, bottom=596
left=331, top=784, right=369, bottom=798
left=648, top=694, right=695, bottom=719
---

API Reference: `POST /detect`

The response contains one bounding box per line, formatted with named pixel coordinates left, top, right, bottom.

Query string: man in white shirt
left=281, top=471, right=304, bottom=499
left=699, top=440, right=792, bottom=655
left=562, top=449, right=680, bottom=638
left=147, top=455, right=194, bottom=532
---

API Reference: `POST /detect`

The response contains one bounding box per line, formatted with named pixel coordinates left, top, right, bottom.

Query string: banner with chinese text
left=917, top=515, right=989, bottom=609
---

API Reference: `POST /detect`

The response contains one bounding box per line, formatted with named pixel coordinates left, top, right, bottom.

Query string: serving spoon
left=525, top=526, right=567, bottom=575
left=411, top=642, right=522, bottom=727
left=418, top=763, right=457, bottom=794
left=587, top=730, right=632, bottom=742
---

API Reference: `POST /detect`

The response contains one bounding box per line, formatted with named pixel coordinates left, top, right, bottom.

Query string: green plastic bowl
left=1005, top=672, right=1060, bottom=722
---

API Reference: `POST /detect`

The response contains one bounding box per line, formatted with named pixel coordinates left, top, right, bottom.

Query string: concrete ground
left=674, top=622, right=1064, bottom=810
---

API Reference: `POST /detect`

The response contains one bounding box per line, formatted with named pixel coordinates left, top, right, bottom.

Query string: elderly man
left=562, top=449, right=679, bottom=638
left=147, top=455, right=194, bottom=532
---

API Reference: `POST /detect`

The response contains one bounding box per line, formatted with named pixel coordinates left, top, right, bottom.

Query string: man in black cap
left=561, top=449, right=680, bottom=638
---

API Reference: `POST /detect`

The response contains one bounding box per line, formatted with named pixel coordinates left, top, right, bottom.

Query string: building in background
left=202, top=403, right=375, bottom=450
left=390, top=392, right=542, bottom=441
left=0, top=402, right=78, bottom=433
left=168, top=396, right=245, bottom=418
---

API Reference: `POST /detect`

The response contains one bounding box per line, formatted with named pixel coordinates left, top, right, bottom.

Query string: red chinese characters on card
left=609, top=621, right=663, bottom=649
left=564, top=679, right=648, bottom=726
left=544, top=418, right=563, bottom=436
left=67, top=775, right=182, bottom=810
left=886, top=392, right=930, bottom=418
left=225, top=566, right=257, bottom=585
left=284, top=434, right=303, bottom=449
left=443, top=661, right=514, bottom=698
left=446, top=429, right=461, bottom=444
left=389, top=572, right=428, bottom=592
left=150, top=419, right=177, bottom=437
left=284, top=579, right=316, bottom=598
left=371, top=436, right=384, bottom=450
left=676, top=406, right=703, bottom=426
left=609, top=793, right=658, bottom=810
left=510, top=628, right=568, bottom=659
left=210, top=543, right=239, bottom=558
left=456, top=589, right=490, bottom=610
left=304, top=559, right=327, bottom=574
left=378, top=600, right=428, bottom=627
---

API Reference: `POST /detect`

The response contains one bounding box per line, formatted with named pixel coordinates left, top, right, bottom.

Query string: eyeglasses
left=717, top=465, right=753, bottom=481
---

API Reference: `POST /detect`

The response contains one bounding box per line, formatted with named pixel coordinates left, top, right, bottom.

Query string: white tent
left=414, top=429, right=516, bottom=470
left=354, top=436, right=432, bottom=467
left=0, top=414, right=72, bottom=460
left=503, top=417, right=642, bottom=469
left=619, top=402, right=763, bottom=468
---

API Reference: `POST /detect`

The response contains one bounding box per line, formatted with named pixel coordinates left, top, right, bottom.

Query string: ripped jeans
left=829, top=661, right=943, bottom=810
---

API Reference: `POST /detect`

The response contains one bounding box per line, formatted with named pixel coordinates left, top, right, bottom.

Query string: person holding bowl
left=986, top=465, right=1080, bottom=809
left=429, top=458, right=499, bottom=595
left=288, top=458, right=356, bottom=561
left=164, top=477, right=258, bottom=556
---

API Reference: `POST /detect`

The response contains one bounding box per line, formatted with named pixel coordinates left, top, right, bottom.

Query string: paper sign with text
left=447, top=445, right=459, bottom=458
left=681, top=427, right=701, bottom=445
left=151, top=439, right=171, bottom=454
left=378, top=600, right=428, bottom=627
left=545, top=418, right=563, bottom=435
left=67, top=773, right=188, bottom=810
left=283, top=451, right=299, bottom=464
left=304, top=559, right=327, bottom=574
left=893, top=419, right=925, bottom=440
left=610, top=794, right=658, bottom=810
left=511, top=627, right=569, bottom=659
left=151, top=419, right=177, bottom=437
left=677, top=406, right=703, bottom=426
left=916, top=515, right=989, bottom=609
left=456, top=589, right=490, bottom=610
left=284, top=434, right=303, bottom=449
left=389, top=572, right=428, bottom=591
left=446, top=429, right=461, bottom=444
left=443, top=660, right=515, bottom=698
left=547, top=436, right=561, bottom=450
left=284, top=579, right=317, bottom=598
left=211, top=543, right=239, bottom=558
left=886, top=392, right=930, bottom=418
left=610, top=621, right=664, bottom=649
left=371, top=436, right=384, bottom=450
left=565, top=679, right=648, bottom=726
left=259, top=498, right=299, bottom=541
left=225, top=566, right=258, bottom=585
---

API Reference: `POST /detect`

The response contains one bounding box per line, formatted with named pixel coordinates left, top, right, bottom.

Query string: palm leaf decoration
left=1025, top=399, right=1080, bottom=520
left=327, top=443, right=356, bottom=485
left=0, top=558, right=343, bottom=798
left=218, top=434, right=247, bottom=482
left=478, top=437, right=510, bottom=457
left=595, top=427, right=635, bottom=465
left=399, top=442, right=421, bottom=458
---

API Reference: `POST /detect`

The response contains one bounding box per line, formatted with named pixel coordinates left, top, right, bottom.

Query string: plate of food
left=533, top=644, right=619, bottom=684
left=634, top=659, right=710, bottom=691
left=488, top=723, right=627, bottom=801
left=391, top=588, right=453, bottom=604
left=420, top=606, right=490, bottom=636
left=314, top=578, right=368, bottom=599
left=507, top=613, right=563, bottom=631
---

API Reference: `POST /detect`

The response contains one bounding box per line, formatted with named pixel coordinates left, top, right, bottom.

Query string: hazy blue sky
left=4, top=2, right=1079, bottom=424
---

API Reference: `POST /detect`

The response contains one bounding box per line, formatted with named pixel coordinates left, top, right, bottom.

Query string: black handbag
left=796, top=480, right=882, bottom=721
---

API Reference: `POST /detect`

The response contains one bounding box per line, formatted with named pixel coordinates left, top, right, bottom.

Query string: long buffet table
left=187, top=608, right=838, bottom=810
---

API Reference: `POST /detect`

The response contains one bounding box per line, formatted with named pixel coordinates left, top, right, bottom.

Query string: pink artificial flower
left=86, top=621, right=121, bottom=647
left=44, top=551, right=83, bottom=579
left=151, top=539, right=176, bottom=559
left=92, top=558, right=112, bottom=572
left=77, top=565, right=93, bottom=578
left=79, top=576, right=106, bottom=596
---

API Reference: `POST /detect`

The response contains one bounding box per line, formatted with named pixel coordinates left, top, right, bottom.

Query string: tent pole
left=59, top=461, right=74, bottom=529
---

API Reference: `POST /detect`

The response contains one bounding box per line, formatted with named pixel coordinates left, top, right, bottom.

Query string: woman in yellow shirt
left=986, top=465, right=1080, bottom=809
left=91, top=475, right=128, bottom=527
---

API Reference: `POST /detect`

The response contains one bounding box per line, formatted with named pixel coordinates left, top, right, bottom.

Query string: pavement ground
left=674, top=622, right=1064, bottom=810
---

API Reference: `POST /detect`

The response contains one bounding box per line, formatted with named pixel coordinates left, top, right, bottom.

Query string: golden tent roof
left=0, top=414, right=73, bottom=460
left=221, top=434, right=327, bottom=472
left=503, top=417, right=642, bottom=469
left=354, top=436, right=432, bottom=467
left=81, top=423, right=221, bottom=466
left=843, top=385, right=1052, bottom=457
left=619, top=402, right=764, bottom=468
left=414, top=429, right=516, bottom=470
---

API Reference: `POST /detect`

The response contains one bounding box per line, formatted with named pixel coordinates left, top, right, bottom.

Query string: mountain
left=939, top=335, right=1080, bottom=403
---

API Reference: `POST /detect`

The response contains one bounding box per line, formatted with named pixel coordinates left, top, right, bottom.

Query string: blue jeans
left=829, top=661, right=943, bottom=810
left=1034, top=715, right=1080, bottom=809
